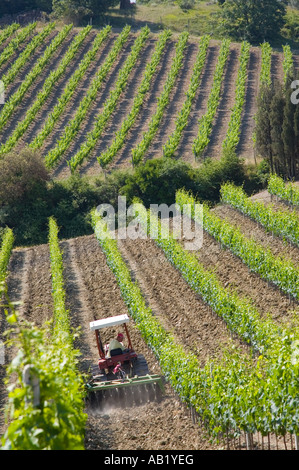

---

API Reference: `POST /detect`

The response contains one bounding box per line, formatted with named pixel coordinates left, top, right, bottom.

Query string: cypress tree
left=294, top=99, right=299, bottom=167
left=282, top=78, right=297, bottom=178
left=269, top=81, right=286, bottom=176
left=255, top=84, right=273, bottom=172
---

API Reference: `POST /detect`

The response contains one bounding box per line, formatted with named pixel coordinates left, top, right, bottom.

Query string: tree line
left=0, top=1, right=122, bottom=22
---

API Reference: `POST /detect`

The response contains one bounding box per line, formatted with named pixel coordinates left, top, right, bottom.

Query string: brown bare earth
left=201, top=43, right=241, bottom=161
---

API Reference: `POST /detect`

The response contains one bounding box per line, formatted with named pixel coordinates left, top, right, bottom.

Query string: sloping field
left=1, top=233, right=223, bottom=450
left=0, top=23, right=296, bottom=177
left=1, top=24, right=299, bottom=451
left=2, top=178, right=299, bottom=449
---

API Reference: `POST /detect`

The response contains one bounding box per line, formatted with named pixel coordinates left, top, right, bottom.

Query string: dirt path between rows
left=178, top=41, right=220, bottom=166
left=202, top=44, right=240, bottom=160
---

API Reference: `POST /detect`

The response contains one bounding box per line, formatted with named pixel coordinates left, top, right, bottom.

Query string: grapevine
left=69, top=26, right=150, bottom=172
left=131, top=31, right=189, bottom=167
left=97, top=28, right=172, bottom=170
left=222, top=41, right=250, bottom=156
left=162, top=34, right=210, bottom=159
left=29, top=26, right=111, bottom=151
left=44, top=25, right=131, bottom=169
left=0, top=24, right=73, bottom=133
left=0, top=26, right=92, bottom=156
left=192, top=38, right=231, bottom=159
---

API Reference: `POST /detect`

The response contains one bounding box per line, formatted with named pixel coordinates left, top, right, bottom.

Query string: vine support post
left=245, top=432, right=251, bottom=450
left=23, top=364, right=40, bottom=407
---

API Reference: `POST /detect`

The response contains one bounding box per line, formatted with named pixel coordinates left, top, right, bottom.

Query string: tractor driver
left=106, top=333, right=126, bottom=358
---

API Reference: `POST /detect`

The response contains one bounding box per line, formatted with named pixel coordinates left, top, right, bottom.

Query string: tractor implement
left=85, top=314, right=164, bottom=411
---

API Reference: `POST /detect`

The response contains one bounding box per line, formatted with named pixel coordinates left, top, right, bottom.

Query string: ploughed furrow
left=79, top=38, right=158, bottom=177
left=142, top=39, right=201, bottom=163
left=60, top=235, right=218, bottom=451
left=236, top=46, right=261, bottom=163
left=60, top=235, right=158, bottom=371
left=117, top=236, right=250, bottom=366
left=39, top=32, right=118, bottom=159
left=270, top=50, right=284, bottom=83
left=109, top=39, right=177, bottom=170
left=209, top=201, right=299, bottom=322
left=293, top=53, right=299, bottom=72
left=5, top=244, right=53, bottom=326
left=201, top=43, right=241, bottom=159
left=0, top=28, right=77, bottom=143
left=0, top=244, right=53, bottom=437
left=52, top=33, right=137, bottom=179
left=213, top=203, right=299, bottom=269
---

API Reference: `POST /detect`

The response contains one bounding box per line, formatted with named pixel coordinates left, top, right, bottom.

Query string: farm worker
left=106, top=333, right=125, bottom=358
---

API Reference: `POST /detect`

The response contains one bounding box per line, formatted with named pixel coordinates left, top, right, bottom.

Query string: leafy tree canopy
left=52, top=0, right=119, bottom=23
left=218, top=0, right=287, bottom=44
left=0, top=0, right=119, bottom=20
left=1, top=0, right=32, bottom=16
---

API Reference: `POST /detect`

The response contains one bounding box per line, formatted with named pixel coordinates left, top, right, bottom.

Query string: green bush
left=0, top=148, right=49, bottom=207
left=0, top=148, right=262, bottom=247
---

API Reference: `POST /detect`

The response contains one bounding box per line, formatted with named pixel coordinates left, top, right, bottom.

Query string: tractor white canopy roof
left=90, top=314, right=130, bottom=331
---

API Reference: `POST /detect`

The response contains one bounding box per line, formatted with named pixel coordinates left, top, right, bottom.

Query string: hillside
left=0, top=23, right=295, bottom=178
left=1, top=23, right=299, bottom=451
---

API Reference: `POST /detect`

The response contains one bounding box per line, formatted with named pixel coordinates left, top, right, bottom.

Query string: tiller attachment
left=86, top=373, right=164, bottom=412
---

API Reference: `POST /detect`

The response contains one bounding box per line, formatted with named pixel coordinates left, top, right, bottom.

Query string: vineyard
left=0, top=22, right=295, bottom=174
left=1, top=22, right=299, bottom=450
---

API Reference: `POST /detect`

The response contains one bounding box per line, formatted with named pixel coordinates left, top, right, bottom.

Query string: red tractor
left=86, top=314, right=163, bottom=410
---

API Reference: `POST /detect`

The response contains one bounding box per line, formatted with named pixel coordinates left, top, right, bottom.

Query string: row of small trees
left=255, top=76, right=299, bottom=179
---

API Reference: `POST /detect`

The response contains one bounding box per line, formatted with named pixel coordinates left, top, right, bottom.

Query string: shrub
left=0, top=148, right=49, bottom=207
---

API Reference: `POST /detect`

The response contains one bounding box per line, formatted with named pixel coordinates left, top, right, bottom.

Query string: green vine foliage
left=0, top=228, right=14, bottom=283
left=0, top=289, right=87, bottom=450
left=0, top=219, right=87, bottom=450
left=91, top=206, right=299, bottom=440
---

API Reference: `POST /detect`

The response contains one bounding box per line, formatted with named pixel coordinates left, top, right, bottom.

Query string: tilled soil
left=201, top=43, right=241, bottom=160
left=0, top=234, right=223, bottom=450
left=60, top=235, right=223, bottom=450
